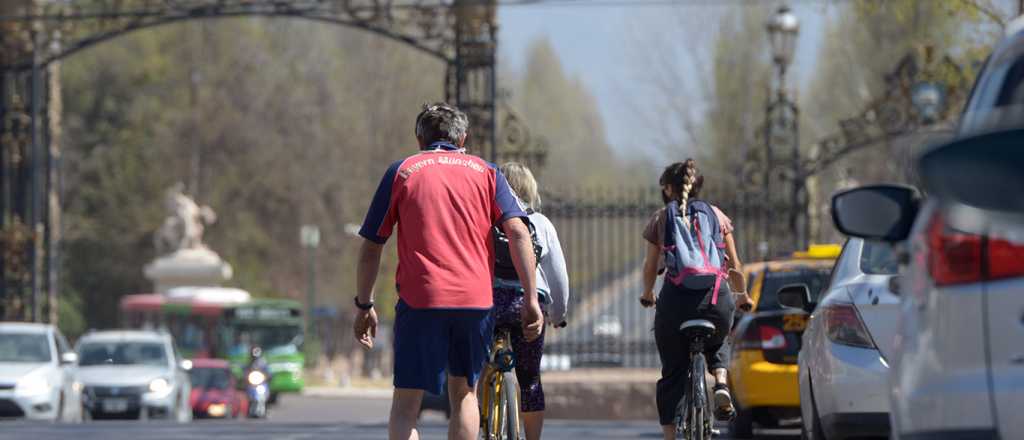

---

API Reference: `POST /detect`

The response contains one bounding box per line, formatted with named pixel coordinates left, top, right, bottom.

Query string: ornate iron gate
left=0, top=0, right=499, bottom=322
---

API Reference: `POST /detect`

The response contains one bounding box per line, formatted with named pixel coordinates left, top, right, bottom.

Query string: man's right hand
left=353, top=307, right=378, bottom=350
left=521, top=299, right=544, bottom=342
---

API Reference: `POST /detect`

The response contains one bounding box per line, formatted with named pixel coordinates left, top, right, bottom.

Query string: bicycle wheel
left=502, top=372, right=522, bottom=440
left=690, top=353, right=709, bottom=440
left=482, top=370, right=503, bottom=439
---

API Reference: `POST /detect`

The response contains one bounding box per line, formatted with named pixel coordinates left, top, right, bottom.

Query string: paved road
left=0, top=394, right=799, bottom=440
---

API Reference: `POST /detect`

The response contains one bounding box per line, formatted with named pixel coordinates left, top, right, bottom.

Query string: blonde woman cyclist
left=491, top=162, right=570, bottom=440
left=639, top=159, right=751, bottom=440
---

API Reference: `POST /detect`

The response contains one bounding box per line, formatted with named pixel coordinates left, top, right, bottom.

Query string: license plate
left=103, top=398, right=129, bottom=413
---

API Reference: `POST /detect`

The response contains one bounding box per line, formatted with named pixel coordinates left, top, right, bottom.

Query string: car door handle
left=1010, top=355, right=1024, bottom=365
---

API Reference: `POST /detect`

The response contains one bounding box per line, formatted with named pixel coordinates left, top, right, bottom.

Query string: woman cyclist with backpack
left=639, top=159, right=750, bottom=440
left=491, top=162, right=570, bottom=440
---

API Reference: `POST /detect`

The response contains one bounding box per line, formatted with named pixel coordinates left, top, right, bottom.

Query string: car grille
left=86, top=385, right=145, bottom=397
left=0, top=399, right=25, bottom=418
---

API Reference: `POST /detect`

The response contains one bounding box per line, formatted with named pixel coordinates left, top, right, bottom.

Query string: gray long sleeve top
left=529, top=212, right=570, bottom=325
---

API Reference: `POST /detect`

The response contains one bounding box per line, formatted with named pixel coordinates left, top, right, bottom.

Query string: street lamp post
left=300, top=225, right=320, bottom=337
left=765, top=5, right=801, bottom=253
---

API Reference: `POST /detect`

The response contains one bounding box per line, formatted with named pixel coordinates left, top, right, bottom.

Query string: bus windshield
left=227, top=324, right=302, bottom=356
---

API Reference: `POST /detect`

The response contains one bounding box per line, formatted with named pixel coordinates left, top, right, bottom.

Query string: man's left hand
left=353, top=308, right=378, bottom=350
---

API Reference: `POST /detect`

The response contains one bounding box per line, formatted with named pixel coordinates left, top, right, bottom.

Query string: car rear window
left=758, top=268, right=833, bottom=311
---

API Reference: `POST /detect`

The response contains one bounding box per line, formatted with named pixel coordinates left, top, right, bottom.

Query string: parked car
left=826, top=18, right=1024, bottom=440
left=188, top=359, right=247, bottom=419
left=0, top=322, right=81, bottom=421
left=779, top=238, right=899, bottom=439
left=728, top=245, right=839, bottom=437
left=76, top=330, right=192, bottom=422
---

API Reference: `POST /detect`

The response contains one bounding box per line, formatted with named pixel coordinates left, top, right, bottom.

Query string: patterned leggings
left=491, top=286, right=546, bottom=412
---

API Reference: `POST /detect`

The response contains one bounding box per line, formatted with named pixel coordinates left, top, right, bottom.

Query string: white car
left=0, top=322, right=81, bottom=421
left=779, top=238, right=898, bottom=439
left=829, top=19, right=1024, bottom=440
left=76, top=330, right=191, bottom=422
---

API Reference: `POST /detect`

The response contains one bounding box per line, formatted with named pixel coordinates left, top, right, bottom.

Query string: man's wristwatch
left=354, top=297, right=374, bottom=311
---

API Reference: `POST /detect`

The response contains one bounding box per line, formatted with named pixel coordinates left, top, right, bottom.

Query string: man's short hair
left=415, top=103, right=469, bottom=145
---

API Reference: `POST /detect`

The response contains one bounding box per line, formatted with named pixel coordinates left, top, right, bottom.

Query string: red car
left=188, top=359, right=248, bottom=419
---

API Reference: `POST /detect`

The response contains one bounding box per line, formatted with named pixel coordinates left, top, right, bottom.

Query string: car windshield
left=860, top=241, right=899, bottom=275
left=189, top=367, right=231, bottom=390
left=758, top=268, right=833, bottom=311
left=0, top=333, right=51, bottom=363
left=78, top=341, right=168, bottom=367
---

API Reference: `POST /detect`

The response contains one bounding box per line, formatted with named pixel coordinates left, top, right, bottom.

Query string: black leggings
left=654, top=281, right=735, bottom=426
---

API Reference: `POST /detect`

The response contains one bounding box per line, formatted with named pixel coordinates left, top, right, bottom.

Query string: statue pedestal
left=144, top=248, right=233, bottom=293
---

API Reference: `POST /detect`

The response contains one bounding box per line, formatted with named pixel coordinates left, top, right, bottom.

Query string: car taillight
left=989, top=236, right=1024, bottom=281
left=928, top=214, right=1024, bottom=285
left=823, top=303, right=875, bottom=349
left=736, top=324, right=786, bottom=351
left=759, top=325, right=787, bottom=350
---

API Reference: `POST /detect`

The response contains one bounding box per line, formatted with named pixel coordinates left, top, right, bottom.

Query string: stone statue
left=155, top=183, right=217, bottom=255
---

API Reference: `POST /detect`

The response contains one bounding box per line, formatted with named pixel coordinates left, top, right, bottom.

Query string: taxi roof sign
left=791, top=244, right=842, bottom=260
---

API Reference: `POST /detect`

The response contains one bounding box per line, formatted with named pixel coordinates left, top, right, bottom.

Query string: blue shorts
left=393, top=299, right=494, bottom=395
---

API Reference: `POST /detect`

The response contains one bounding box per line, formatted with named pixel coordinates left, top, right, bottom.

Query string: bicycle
left=676, top=319, right=718, bottom=440
left=479, top=324, right=522, bottom=440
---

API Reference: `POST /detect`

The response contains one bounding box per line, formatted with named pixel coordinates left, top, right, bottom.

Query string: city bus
left=120, top=287, right=305, bottom=397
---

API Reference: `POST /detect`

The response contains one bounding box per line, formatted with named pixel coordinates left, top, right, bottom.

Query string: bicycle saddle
left=679, top=319, right=716, bottom=339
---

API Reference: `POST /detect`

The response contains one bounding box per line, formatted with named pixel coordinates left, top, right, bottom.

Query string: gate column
left=448, top=0, right=498, bottom=162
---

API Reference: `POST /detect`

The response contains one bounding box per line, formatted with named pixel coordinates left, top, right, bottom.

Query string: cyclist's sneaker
left=713, top=384, right=735, bottom=421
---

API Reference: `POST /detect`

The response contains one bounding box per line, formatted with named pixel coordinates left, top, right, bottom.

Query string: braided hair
left=659, top=159, right=701, bottom=226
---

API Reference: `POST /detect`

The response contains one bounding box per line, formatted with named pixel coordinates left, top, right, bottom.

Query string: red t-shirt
left=359, top=144, right=527, bottom=309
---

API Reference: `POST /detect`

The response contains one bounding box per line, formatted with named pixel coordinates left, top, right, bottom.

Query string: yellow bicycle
left=479, top=325, right=522, bottom=440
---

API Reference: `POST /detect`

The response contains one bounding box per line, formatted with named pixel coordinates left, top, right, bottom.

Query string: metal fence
left=539, top=187, right=793, bottom=370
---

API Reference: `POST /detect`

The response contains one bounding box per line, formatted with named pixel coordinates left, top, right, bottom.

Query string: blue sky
left=497, top=2, right=834, bottom=156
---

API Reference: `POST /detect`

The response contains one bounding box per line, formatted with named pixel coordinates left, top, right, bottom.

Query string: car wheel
left=81, top=405, right=92, bottom=422
left=802, top=381, right=827, bottom=440
left=730, top=403, right=754, bottom=439
left=176, top=394, right=193, bottom=423
left=56, top=392, right=65, bottom=422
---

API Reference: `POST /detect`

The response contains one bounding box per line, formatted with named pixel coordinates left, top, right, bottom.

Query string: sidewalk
left=302, top=385, right=394, bottom=399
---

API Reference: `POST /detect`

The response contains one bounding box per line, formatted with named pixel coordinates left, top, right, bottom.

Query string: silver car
left=0, top=322, right=82, bottom=421
left=829, top=18, right=1024, bottom=439
left=779, top=238, right=898, bottom=439
left=75, top=330, right=191, bottom=422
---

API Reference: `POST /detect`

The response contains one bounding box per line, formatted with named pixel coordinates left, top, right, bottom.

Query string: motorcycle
left=245, top=367, right=270, bottom=419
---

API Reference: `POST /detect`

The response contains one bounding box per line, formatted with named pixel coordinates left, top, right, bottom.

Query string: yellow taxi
left=728, top=244, right=841, bottom=437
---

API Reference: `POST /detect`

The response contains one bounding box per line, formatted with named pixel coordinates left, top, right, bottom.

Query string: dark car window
left=0, top=333, right=52, bottom=363
left=189, top=367, right=232, bottom=390
left=860, top=241, right=899, bottom=275
left=758, top=268, right=833, bottom=311
left=78, top=342, right=168, bottom=366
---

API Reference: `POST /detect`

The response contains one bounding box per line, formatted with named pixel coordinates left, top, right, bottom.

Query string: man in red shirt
left=353, top=103, right=544, bottom=440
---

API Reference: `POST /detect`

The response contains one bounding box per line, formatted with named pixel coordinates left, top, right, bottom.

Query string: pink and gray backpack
left=663, top=199, right=728, bottom=304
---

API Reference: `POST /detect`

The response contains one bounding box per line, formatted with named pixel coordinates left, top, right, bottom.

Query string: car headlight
left=148, top=378, right=173, bottom=398
left=207, top=403, right=227, bottom=417
left=247, top=371, right=266, bottom=386
left=15, top=376, right=51, bottom=396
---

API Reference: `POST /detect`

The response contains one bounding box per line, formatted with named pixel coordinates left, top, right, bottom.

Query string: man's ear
left=457, top=133, right=468, bottom=148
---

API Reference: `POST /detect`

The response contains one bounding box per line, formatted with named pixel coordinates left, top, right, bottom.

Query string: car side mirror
left=777, top=284, right=813, bottom=312
left=60, top=352, right=78, bottom=365
left=920, top=127, right=1024, bottom=215
left=832, top=185, right=920, bottom=242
